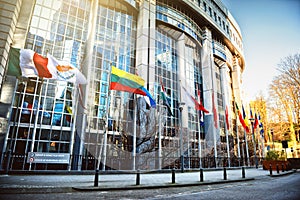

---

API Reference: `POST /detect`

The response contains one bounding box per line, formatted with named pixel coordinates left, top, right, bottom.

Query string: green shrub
left=265, top=150, right=279, bottom=161
left=278, top=150, right=287, bottom=161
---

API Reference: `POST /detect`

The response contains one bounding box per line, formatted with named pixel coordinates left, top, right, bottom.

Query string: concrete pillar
left=231, top=56, right=242, bottom=103
left=135, top=0, right=157, bottom=170
left=177, top=33, right=189, bottom=128
left=136, top=0, right=156, bottom=91
left=201, top=27, right=218, bottom=166
left=220, top=64, right=231, bottom=167
left=76, top=0, right=99, bottom=171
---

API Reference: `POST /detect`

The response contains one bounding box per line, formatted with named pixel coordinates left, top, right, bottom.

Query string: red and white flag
left=8, top=47, right=87, bottom=84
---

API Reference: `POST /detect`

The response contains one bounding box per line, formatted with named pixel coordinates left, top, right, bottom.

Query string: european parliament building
left=0, top=0, right=250, bottom=172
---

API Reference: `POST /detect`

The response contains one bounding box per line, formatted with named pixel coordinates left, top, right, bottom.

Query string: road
left=1, top=172, right=299, bottom=200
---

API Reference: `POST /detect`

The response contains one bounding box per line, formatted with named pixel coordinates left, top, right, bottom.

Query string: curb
left=0, top=178, right=254, bottom=194
left=0, top=167, right=254, bottom=175
left=0, top=187, right=73, bottom=194
left=1, top=169, right=297, bottom=194
left=269, top=169, right=297, bottom=177
left=72, top=178, right=255, bottom=192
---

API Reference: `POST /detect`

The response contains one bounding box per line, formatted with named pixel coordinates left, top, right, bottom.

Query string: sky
left=222, top=0, right=300, bottom=101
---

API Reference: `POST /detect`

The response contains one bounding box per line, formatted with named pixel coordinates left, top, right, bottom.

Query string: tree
left=268, top=53, right=300, bottom=149
left=277, top=53, right=300, bottom=126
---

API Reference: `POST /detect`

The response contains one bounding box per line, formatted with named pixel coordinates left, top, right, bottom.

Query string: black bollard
left=282, top=163, right=284, bottom=172
left=200, top=168, right=204, bottom=182
left=136, top=170, right=140, bottom=185
left=269, top=164, right=272, bottom=175
left=94, top=169, right=99, bottom=187
left=242, top=167, right=245, bottom=178
left=276, top=164, right=279, bottom=174
left=223, top=167, right=227, bottom=180
left=172, top=168, right=176, bottom=184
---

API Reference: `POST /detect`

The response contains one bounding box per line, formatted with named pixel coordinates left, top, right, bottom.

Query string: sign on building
left=27, top=152, right=70, bottom=164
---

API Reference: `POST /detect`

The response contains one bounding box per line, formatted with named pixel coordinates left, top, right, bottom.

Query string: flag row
left=8, top=47, right=263, bottom=132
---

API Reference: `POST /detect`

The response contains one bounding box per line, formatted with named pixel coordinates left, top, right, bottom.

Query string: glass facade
left=3, top=0, right=91, bottom=170
left=155, top=28, right=180, bottom=168
left=0, top=0, right=251, bottom=172
left=82, top=1, right=138, bottom=171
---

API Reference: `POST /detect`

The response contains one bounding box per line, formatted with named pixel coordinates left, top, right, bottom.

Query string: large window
left=6, top=0, right=91, bottom=170
left=82, top=3, right=138, bottom=170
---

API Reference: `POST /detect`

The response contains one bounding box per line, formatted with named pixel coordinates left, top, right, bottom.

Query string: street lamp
left=250, top=118, right=258, bottom=168
left=179, top=102, right=185, bottom=173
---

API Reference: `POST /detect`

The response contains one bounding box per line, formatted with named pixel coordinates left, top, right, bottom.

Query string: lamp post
left=250, top=118, right=258, bottom=168
left=179, top=102, right=185, bottom=173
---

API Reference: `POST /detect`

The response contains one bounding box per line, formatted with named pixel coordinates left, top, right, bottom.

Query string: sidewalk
left=0, top=168, right=295, bottom=194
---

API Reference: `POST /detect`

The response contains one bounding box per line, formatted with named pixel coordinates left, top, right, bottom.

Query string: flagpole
left=196, top=84, right=202, bottom=168
left=197, top=111, right=202, bottom=168
left=132, top=94, right=137, bottom=171
left=244, top=130, right=250, bottom=166
left=250, top=119, right=258, bottom=168
left=29, top=77, right=44, bottom=171
left=262, top=132, right=265, bottom=158
left=102, top=63, right=113, bottom=171
left=178, top=80, right=184, bottom=172
left=212, top=93, right=218, bottom=167
left=225, top=108, right=231, bottom=167
left=158, top=91, right=162, bottom=170
left=256, top=127, right=261, bottom=158
left=235, top=103, right=241, bottom=165
left=68, top=86, right=79, bottom=171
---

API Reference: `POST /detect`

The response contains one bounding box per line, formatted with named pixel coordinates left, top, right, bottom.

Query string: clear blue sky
left=222, top=0, right=300, bottom=100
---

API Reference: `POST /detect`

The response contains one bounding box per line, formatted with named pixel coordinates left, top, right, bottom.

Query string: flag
left=182, top=86, right=209, bottom=113
left=258, top=113, right=263, bottom=128
left=242, top=105, right=250, bottom=129
left=235, top=102, right=250, bottom=133
left=254, top=113, right=259, bottom=130
left=110, top=66, right=145, bottom=94
left=181, top=86, right=195, bottom=108
left=249, top=106, right=253, bottom=119
left=212, top=92, right=218, bottom=128
left=110, top=66, right=156, bottom=108
left=141, top=87, right=156, bottom=108
left=196, top=85, right=206, bottom=126
left=47, top=54, right=87, bottom=84
left=160, top=79, right=173, bottom=115
left=8, top=47, right=51, bottom=78
left=7, top=47, right=87, bottom=84
left=225, top=105, right=230, bottom=130
left=196, top=85, right=209, bottom=113
left=258, top=113, right=264, bottom=136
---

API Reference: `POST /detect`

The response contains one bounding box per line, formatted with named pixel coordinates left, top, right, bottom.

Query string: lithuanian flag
left=110, top=66, right=156, bottom=108
left=110, top=66, right=146, bottom=95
